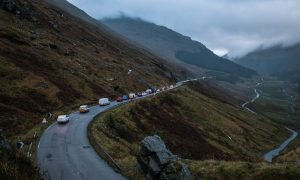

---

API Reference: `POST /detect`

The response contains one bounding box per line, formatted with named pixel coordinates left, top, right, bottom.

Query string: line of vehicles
left=56, top=85, right=176, bottom=124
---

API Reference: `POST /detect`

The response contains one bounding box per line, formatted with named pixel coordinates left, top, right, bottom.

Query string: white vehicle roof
left=80, top=105, right=88, bottom=108
left=99, top=98, right=109, bottom=100
left=58, top=115, right=67, bottom=118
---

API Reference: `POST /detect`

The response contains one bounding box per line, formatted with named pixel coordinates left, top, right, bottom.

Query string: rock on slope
left=138, top=135, right=191, bottom=180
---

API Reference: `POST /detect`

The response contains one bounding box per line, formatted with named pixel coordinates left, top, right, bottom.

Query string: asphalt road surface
left=37, top=101, right=125, bottom=180
left=241, top=82, right=298, bottom=162
left=37, top=79, right=201, bottom=180
left=264, top=128, right=298, bottom=162
left=242, top=83, right=261, bottom=113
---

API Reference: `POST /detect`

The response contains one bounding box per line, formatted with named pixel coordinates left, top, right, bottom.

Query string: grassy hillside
left=89, top=81, right=291, bottom=179
left=0, top=0, right=175, bottom=138
left=0, top=0, right=177, bottom=178
left=247, top=79, right=300, bottom=163
left=189, top=160, right=300, bottom=180
left=0, top=148, right=41, bottom=180
left=249, top=80, right=300, bottom=128
left=103, top=17, right=257, bottom=82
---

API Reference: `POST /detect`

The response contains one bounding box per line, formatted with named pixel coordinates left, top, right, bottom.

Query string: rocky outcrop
left=137, top=135, right=191, bottom=180
left=0, top=129, right=11, bottom=150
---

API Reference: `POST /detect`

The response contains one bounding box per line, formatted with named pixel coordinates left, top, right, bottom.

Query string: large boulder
left=137, top=135, right=191, bottom=180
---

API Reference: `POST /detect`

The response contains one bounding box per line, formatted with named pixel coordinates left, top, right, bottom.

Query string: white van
left=129, top=93, right=137, bottom=99
left=99, top=98, right=110, bottom=106
left=57, top=115, right=70, bottom=124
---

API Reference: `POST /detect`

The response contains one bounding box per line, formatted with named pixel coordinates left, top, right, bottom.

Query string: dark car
left=149, top=87, right=156, bottom=93
left=122, top=95, right=129, bottom=101
left=116, top=97, right=123, bottom=102
left=137, top=92, right=143, bottom=97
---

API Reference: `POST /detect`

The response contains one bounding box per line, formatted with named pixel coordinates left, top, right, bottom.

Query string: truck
left=99, top=98, right=110, bottom=106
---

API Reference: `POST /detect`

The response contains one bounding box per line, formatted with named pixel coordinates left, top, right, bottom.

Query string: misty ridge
left=68, top=0, right=300, bottom=57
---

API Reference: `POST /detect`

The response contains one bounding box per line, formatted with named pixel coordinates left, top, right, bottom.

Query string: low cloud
left=68, top=0, right=300, bottom=57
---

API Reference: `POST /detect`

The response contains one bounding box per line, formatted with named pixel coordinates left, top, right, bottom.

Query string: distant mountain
left=237, top=43, right=300, bottom=81
left=102, top=17, right=257, bottom=82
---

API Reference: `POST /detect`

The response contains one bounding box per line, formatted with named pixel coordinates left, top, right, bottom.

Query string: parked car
left=116, top=96, right=123, bottom=102
left=99, top=98, right=110, bottom=106
left=129, top=93, right=137, bottom=99
left=151, top=87, right=157, bottom=92
left=57, top=115, right=70, bottom=124
left=122, top=95, right=129, bottom=101
left=146, top=89, right=153, bottom=94
left=137, top=92, right=143, bottom=97
left=156, top=89, right=161, bottom=93
left=79, top=105, right=89, bottom=113
left=142, top=92, right=148, bottom=96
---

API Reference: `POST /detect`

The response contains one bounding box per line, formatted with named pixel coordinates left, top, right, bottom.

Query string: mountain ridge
left=102, top=16, right=257, bottom=82
left=236, top=43, right=300, bottom=80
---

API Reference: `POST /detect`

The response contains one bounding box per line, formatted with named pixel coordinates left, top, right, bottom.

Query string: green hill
left=89, top=81, right=294, bottom=179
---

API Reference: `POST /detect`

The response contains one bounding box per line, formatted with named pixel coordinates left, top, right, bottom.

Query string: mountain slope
left=102, top=17, right=257, bottom=80
left=237, top=43, right=300, bottom=80
left=89, top=80, right=290, bottom=178
left=0, top=0, right=175, bottom=137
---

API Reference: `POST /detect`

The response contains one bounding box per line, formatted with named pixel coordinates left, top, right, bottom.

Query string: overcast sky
left=68, top=0, right=300, bottom=57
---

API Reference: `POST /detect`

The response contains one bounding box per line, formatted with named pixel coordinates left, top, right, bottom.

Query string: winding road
left=37, top=79, right=199, bottom=180
left=264, top=128, right=298, bottom=162
left=37, top=102, right=125, bottom=180
left=242, top=83, right=261, bottom=113
left=38, top=78, right=298, bottom=179
left=241, top=81, right=298, bottom=162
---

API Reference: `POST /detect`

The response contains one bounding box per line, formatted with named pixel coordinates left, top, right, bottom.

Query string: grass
left=248, top=79, right=300, bottom=163
left=275, top=136, right=300, bottom=163
left=89, top=81, right=294, bottom=179
left=0, top=0, right=175, bottom=178
left=251, top=80, right=300, bottom=128
left=189, top=160, right=300, bottom=180
left=0, top=148, right=41, bottom=180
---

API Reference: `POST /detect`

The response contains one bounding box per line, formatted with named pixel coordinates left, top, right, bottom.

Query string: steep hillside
left=237, top=43, right=300, bottom=80
left=103, top=17, right=257, bottom=82
left=89, top=80, right=290, bottom=178
left=0, top=0, right=175, bottom=137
